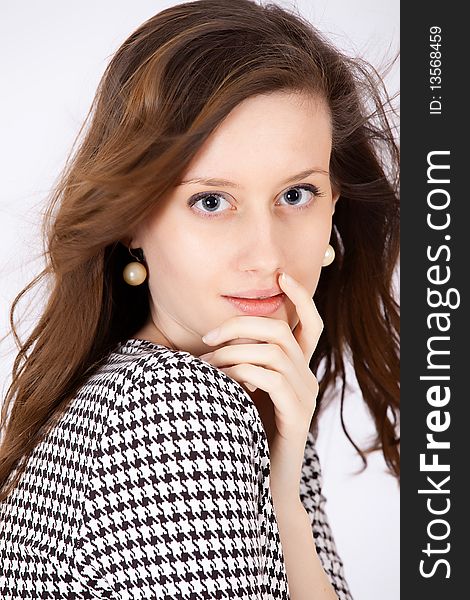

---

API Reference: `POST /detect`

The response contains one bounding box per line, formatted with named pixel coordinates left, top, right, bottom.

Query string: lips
left=224, top=286, right=282, bottom=299
left=228, top=293, right=282, bottom=300
left=223, top=293, right=286, bottom=315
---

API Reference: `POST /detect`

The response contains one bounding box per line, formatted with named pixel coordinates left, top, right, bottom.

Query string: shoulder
left=95, top=341, right=259, bottom=433
left=75, top=343, right=276, bottom=597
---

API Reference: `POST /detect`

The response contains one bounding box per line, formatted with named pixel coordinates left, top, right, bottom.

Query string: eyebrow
left=178, top=167, right=329, bottom=189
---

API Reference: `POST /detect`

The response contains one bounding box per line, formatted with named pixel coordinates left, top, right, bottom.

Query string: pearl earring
left=322, top=244, right=335, bottom=267
left=123, top=246, right=148, bottom=285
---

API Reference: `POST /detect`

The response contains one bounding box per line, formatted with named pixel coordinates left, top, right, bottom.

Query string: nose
left=235, top=206, right=285, bottom=272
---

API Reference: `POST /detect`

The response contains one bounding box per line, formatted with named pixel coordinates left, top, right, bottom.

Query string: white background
left=0, top=2, right=399, bottom=599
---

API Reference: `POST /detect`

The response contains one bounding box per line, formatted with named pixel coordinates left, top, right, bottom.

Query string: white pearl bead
left=323, top=244, right=335, bottom=266
left=123, top=262, right=147, bottom=285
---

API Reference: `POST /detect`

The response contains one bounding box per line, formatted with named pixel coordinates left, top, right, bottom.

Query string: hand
left=198, top=272, right=324, bottom=502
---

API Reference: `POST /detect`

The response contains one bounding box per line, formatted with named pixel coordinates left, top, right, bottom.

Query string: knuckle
left=278, top=319, right=291, bottom=337
left=311, top=302, right=324, bottom=328
left=269, top=344, right=283, bottom=361
left=238, top=363, right=253, bottom=377
left=310, top=372, right=319, bottom=390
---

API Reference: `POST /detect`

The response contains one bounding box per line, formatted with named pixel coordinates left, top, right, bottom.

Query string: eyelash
left=187, top=184, right=326, bottom=219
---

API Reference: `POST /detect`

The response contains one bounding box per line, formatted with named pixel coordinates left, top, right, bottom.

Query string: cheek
left=295, top=221, right=331, bottom=263
left=145, top=226, right=218, bottom=301
left=291, top=225, right=331, bottom=296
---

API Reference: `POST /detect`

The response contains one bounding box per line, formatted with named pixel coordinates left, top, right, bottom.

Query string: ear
left=118, top=237, right=134, bottom=251
left=119, top=235, right=141, bottom=249
left=120, top=221, right=147, bottom=249
left=331, top=190, right=340, bottom=215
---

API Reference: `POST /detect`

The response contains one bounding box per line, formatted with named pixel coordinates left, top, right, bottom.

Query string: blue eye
left=188, top=192, right=232, bottom=217
left=187, top=184, right=325, bottom=219
left=279, top=185, right=324, bottom=208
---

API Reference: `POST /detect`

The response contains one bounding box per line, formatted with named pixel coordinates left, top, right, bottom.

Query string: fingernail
left=281, top=272, right=297, bottom=287
left=202, top=327, right=220, bottom=343
left=244, top=382, right=257, bottom=392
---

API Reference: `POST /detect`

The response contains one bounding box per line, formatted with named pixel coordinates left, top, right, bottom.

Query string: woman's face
left=131, top=91, right=339, bottom=356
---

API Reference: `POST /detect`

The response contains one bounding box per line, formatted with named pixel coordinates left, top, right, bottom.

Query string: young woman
left=0, top=1, right=399, bottom=598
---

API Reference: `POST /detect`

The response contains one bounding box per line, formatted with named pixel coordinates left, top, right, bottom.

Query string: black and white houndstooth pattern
left=0, top=338, right=353, bottom=599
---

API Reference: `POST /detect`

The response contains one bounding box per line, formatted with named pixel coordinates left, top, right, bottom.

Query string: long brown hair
left=0, top=0, right=399, bottom=501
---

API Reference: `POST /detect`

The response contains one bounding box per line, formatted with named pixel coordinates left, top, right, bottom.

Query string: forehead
left=181, top=91, right=332, bottom=184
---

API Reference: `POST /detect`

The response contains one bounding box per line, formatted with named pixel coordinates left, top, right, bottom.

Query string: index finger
left=278, top=272, right=323, bottom=359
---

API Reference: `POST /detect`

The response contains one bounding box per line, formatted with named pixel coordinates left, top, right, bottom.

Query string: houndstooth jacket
left=0, top=337, right=353, bottom=599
